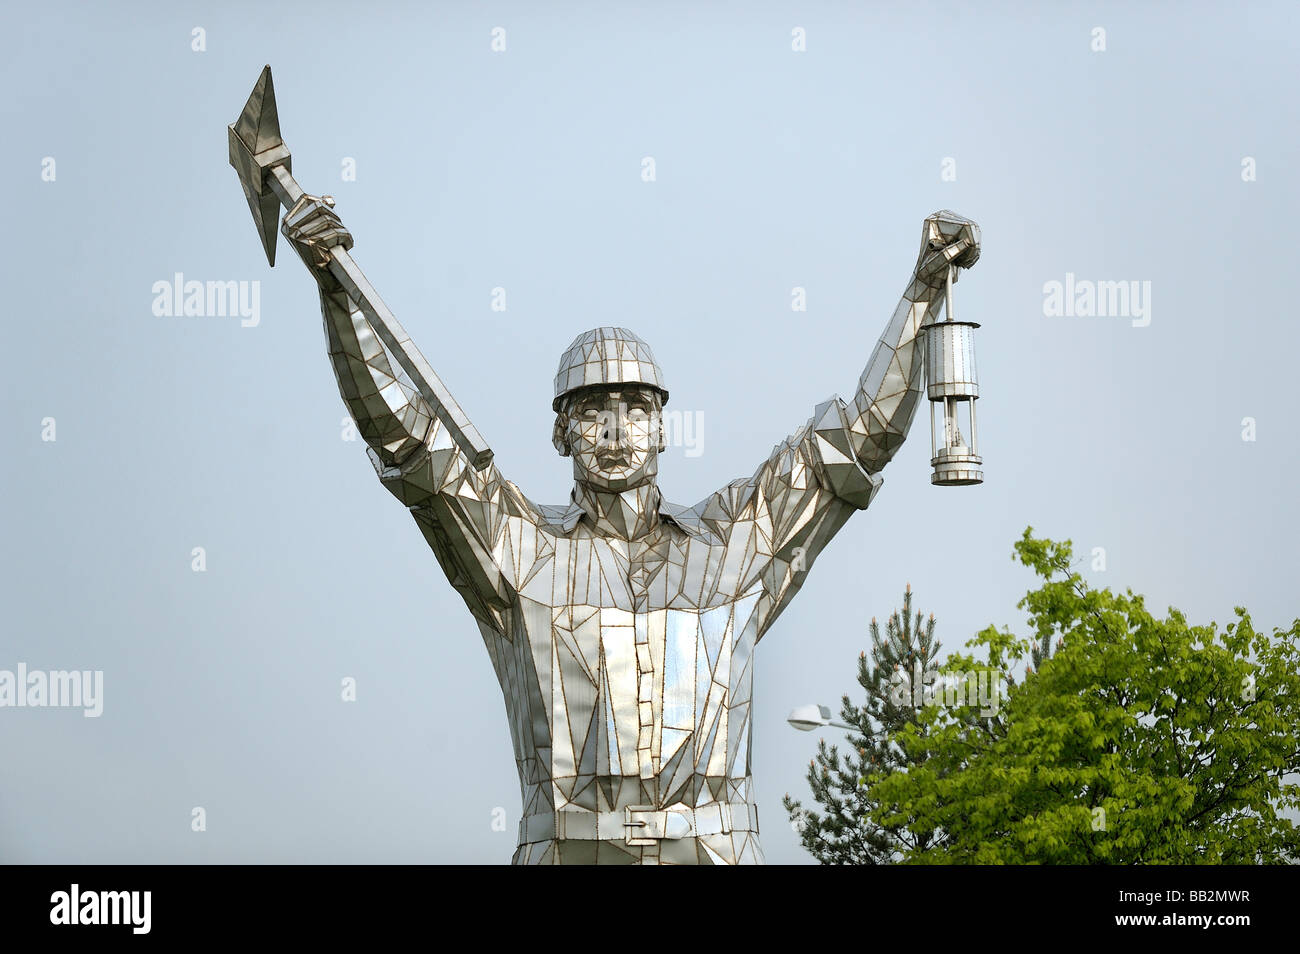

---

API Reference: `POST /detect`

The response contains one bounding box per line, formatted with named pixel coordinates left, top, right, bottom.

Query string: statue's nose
left=597, top=417, right=637, bottom=459
left=600, top=413, right=631, bottom=444
left=599, top=427, right=628, bottom=453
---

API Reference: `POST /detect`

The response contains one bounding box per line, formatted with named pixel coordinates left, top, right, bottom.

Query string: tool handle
left=945, top=264, right=956, bottom=322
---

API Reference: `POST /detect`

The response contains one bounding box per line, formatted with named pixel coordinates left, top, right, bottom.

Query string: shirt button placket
left=630, top=558, right=657, bottom=782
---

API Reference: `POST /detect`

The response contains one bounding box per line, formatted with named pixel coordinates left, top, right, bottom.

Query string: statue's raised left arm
left=846, top=210, right=980, bottom=476
left=701, top=211, right=980, bottom=641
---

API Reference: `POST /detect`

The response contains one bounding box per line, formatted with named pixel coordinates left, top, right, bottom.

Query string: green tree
left=782, top=584, right=945, bottom=864
left=868, top=528, right=1300, bottom=864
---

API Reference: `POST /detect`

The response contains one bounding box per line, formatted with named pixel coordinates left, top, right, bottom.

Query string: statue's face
left=561, top=385, right=664, bottom=491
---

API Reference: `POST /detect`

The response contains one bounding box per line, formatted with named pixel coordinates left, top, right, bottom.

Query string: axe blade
left=229, top=65, right=292, bottom=266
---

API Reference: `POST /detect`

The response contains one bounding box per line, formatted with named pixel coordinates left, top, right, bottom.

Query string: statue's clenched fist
left=915, top=210, right=980, bottom=290
left=282, top=194, right=353, bottom=276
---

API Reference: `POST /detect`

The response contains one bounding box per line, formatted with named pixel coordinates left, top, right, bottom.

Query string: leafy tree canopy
left=793, top=528, right=1300, bottom=864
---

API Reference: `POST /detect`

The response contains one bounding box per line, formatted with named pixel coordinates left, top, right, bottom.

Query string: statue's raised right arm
left=282, top=195, right=435, bottom=466
left=281, top=196, right=523, bottom=632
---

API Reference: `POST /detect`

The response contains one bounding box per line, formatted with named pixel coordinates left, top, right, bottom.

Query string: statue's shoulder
left=534, top=498, right=585, bottom=535
left=691, top=477, right=760, bottom=527
left=494, top=477, right=559, bottom=529
left=658, top=497, right=727, bottom=545
left=658, top=498, right=702, bottom=530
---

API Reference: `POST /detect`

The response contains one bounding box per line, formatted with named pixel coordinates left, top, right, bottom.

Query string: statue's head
left=552, top=328, right=669, bottom=491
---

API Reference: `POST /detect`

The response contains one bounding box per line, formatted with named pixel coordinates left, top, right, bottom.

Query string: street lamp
left=787, top=704, right=855, bottom=732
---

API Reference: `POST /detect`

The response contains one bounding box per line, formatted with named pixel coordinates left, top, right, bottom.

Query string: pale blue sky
left=2, top=0, right=1297, bottom=863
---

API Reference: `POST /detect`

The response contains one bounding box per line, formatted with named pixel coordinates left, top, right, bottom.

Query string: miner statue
left=229, top=66, right=981, bottom=864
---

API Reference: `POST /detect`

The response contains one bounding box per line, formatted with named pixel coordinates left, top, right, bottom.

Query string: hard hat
left=552, top=327, right=669, bottom=412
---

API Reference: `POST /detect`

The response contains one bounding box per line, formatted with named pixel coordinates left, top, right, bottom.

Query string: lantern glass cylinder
left=923, top=270, right=983, bottom=485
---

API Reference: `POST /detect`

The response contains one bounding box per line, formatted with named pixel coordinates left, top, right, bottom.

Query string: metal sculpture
left=229, top=65, right=982, bottom=864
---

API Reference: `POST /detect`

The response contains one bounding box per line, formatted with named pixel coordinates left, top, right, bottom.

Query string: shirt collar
left=557, top=486, right=693, bottom=536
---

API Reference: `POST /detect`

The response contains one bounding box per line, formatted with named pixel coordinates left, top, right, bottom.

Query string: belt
left=518, top=802, right=760, bottom=847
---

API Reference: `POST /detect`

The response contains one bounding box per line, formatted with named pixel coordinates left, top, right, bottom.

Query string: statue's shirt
left=370, top=395, right=882, bottom=863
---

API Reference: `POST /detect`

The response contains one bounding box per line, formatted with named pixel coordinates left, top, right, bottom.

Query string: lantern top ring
left=921, top=319, right=981, bottom=331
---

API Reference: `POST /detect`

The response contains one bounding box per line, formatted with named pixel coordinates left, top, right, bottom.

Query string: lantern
left=923, top=265, right=982, bottom=486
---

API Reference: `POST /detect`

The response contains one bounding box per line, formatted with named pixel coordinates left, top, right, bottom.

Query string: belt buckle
left=624, top=805, right=658, bottom=846
left=625, top=805, right=693, bottom=845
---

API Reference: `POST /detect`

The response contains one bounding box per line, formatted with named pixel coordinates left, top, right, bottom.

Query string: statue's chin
left=577, top=467, right=655, bottom=493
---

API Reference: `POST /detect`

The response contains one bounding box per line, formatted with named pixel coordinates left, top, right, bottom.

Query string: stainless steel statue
left=229, top=66, right=981, bottom=864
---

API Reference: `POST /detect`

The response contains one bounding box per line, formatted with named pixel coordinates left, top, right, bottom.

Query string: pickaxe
left=228, top=65, right=493, bottom=471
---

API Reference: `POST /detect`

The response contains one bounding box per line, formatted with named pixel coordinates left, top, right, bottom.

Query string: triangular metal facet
left=233, top=65, right=283, bottom=155
left=239, top=180, right=281, bottom=267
